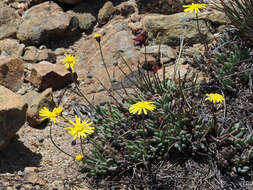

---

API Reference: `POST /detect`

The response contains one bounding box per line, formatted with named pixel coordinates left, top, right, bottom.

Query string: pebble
left=37, top=137, right=44, bottom=143
left=17, top=171, right=23, bottom=176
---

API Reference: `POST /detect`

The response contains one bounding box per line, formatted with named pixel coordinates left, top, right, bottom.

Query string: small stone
left=17, top=170, right=23, bottom=176
left=37, top=137, right=44, bottom=143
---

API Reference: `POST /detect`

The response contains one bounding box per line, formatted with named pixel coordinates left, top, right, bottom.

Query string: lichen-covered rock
left=17, top=1, right=79, bottom=45
left=68, top=11, right=96, bottom=32
left=98, top=1, right=115, bottom=26
left=0, top=85, right=28, bottom=150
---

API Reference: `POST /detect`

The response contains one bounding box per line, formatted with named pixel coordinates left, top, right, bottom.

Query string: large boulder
left=0, top=4, right=21, bottom=40
left=29, top=61, right=77, bottom=91
left=0, top=85, right=28, bottom=149
left=17, top=1, right=79, bottom=45
left=0, top=57, right=24, bottom=92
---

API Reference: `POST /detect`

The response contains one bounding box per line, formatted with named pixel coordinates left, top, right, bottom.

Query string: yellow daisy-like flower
left=205, top=93, right=224, bottom=104
left=93, top=33, right=101, bottom=42
left=75, top=154, right=84, bottom=162
left=39, top=107, right=63, bottom=123
left=61, top=53, right=77, bottom=72
left=183, top=3, right=207, bottom=14
left=65, top=115, right=95, bottom=140
left=129, top=101, right=156, bottom=115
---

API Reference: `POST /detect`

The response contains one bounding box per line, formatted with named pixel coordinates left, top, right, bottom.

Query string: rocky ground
left=0, top=0, right=252, bottom=189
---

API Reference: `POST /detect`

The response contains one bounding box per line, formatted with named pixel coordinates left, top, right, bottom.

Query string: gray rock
left=98, top=1, right=115, bottom=26
left=17, top=1, right=79, bottom=45
left=68, top=11, right=96, bottom=32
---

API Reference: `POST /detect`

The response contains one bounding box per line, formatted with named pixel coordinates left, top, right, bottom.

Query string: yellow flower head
left=129, top=101, right=156, bottom=115
left=39, top=107, right=63, bottom=123
left=75, top=154, right=84, bottom=162
left=62, top=54, right=77, bottom=72
left=93, top=33, right=101, bottom=42
left=65, top=115, right=95, bottom=140
left=205, top=93, right=224, bottom=104
left=183, top=3, right=207, bottom=14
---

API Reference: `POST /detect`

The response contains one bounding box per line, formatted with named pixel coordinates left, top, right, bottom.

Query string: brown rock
left=29, top=61, right=77, bottom=91
left=0, top=39, right=25, bottom=57
left=17, top=1, right=79, bottom=45
left=0, top=57, right=24, bottom=91
left=142, top=12, right=213, bottom=46
left=0, top=5, right=21, bottom=39
left=0, top=85, right=28, bottom=149
left=23, top=46, right=55, bottom=63
left=23, top=88, right=55, bottom=127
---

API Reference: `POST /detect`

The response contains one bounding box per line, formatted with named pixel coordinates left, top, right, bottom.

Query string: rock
left=0, top=85, right=28, bottom=149
left=156, top=60, right=208, bottom=83
left=0, top=57, right=24, bottom=91
left=136, top=0, right=195, bottom=15
left=23, top=46, right=55, bottom=63
left=74, top=19, right=140, bottom=95
left=142, top=12, right=213, bottom=46
left=206, top=8, right=229, bottom=25
left=56, top=0, right=82, bottom=5
left=29, top=61, right=77, bottom=91
left=24, top=171, right=46, bottom=186
left=0, top=5, right=21, bottom=39
left=0, top=39, right=25, bottom=57
left=98, top=1, right=115, bottom=26
left=117, top=1, right=136, bottom=17
left=140, top=45, right=176, bottom=60
left=68, top=11, right=96, bottom=32
left=17, top=1, right=79, bottom=45
left=23, top=88, right=55, bottom=127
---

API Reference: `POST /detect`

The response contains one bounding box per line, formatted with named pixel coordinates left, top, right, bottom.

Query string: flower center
left=75, top=124, right=84, bottom=132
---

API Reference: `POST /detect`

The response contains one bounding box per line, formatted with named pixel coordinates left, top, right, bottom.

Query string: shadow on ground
left=0, top=136, right=42, bottom=173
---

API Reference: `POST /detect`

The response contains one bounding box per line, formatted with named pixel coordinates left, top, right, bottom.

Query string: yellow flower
left=39, top=107, right=63, bottom=123
left=61, top=53, right=77, bottom=72
left=75, top=154, right=83, bottom=162
left=183, top=3, right=207, bottom=14
left=205, top=93, right=224, bottom=104
left=129, top=101, right=156, bottom=115
left=65, top=115, right=95, bottom=140
left=93, top=33, right=101, bottom=42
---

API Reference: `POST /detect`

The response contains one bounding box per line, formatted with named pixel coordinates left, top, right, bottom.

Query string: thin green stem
left=49, top=123, right=74, bottom=159
left=98, top=42, right=112, bottom=87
